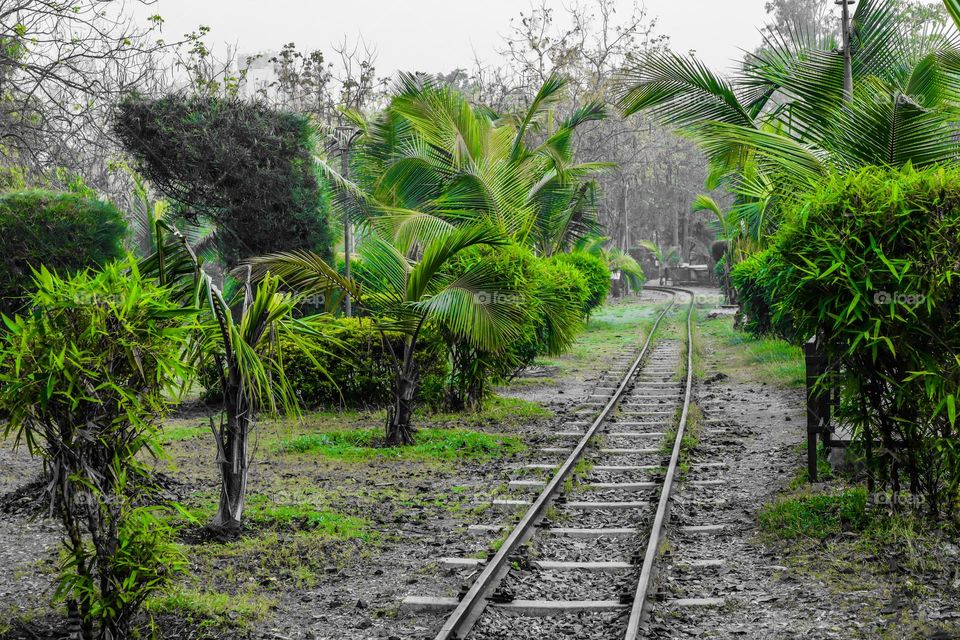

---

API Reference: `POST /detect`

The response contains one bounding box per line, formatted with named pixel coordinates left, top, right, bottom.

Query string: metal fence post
left=805, top=335, right=826, bottom=482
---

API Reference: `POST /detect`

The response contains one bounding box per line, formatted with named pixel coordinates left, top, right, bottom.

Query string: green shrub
left=531, top=257, right=588, bottom=354
left=0, top=189, right=127, bottom=315
left=550, top=251, right=610, bottom=316
left=730, top=249, right=796, bottom=340
left=0, top=260, right=192, bottom=638
left=278, top=317, right=448, bottom=410
left=115, top=94, right=333, bottom=268
left=441, top=245, right=588, bottom=409
left=767, top=164, right=960, bottom=515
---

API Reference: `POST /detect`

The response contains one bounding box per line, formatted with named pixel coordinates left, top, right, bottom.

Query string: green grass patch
left=429, top=394, right=552, bottom=423
left=159, top=422, right=209, bottom=442
left=759, top=488, right=870, bottom=540
left=702, top=317, right=805, bottom=387
left=278, top=427, right=524, bottom=462
left=146, top=587, right=276, bottom=629
left=180, top=493, right=374, bottom=541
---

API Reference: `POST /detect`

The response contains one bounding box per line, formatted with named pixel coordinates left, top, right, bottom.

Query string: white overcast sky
left=136, top=1, right=828, bottom=75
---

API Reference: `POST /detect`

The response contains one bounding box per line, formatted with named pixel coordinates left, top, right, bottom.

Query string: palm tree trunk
left=387, top=336, right=419, bottom=445
left=211, top=375, right=249, bottom=534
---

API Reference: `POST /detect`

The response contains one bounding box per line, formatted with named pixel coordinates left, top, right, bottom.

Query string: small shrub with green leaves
left=550, top=251, right=610, bottom=316
left=767, top=164, right=960, bottom=516
left=730, top=249, right=797, bottom=341
left=442, top=245, right=588, bottom=410
left=0, top=189, right=127, bottom=315
left=276, top=317, right=449, bottom=410
left=0, top=260, right=193, bottom=638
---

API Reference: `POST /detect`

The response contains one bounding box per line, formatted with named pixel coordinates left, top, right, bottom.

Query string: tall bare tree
left=0, top=0, right=180, bottom=189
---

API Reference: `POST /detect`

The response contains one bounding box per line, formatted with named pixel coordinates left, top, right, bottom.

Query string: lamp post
left=837, top=0, right=856, bottom=102
left=336, top=126, right=362, bottom=317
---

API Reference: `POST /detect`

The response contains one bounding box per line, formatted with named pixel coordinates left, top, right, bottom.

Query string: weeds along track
left=401, top=288, right=726, bottom=639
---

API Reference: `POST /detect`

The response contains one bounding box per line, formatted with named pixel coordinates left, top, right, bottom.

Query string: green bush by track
left=278, top=318, right=448, bottom=411
left=550, top=251, right=611, bottom=316
left=765, top=164, right=960, bottom=515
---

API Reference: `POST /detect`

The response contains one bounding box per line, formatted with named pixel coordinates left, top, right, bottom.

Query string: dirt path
left=647, top=299, right=960, bottom=640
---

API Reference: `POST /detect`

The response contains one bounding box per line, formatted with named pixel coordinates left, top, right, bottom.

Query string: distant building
left=239, top=52, right=277, bottom=99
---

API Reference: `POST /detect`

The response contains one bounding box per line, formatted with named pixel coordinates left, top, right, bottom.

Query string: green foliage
left=342, top=73, right=607, bottom=256
left=137, top=218, right=338, bottom=532
left=0, top=189, right=126, bottom=315
left=146, top=588, right=275, bottom=630
left=59, top=505, right=188, bottom=631
left=0, top=260, right=192, bottom=638
left=278, top=427, right=524, bottom=462
left=114, top=94, right=332, bottom=268
left=250, top=223, right=524, bottom=444
left=574, top=236, right=645, bottom=293
left=618, top=0, right=960, bottom=252
left=532, top=258, right=589, bottom=353
left=759, top=488, right=870, bottom=540
left=277, top=317, right=448, bottom=410
left=767, top=164, right=960, bottom=515
left=730, top=249, right=796, bottom=340
left=441, top=244, right=588, bottom=409
left=550, top=251, right=610, bottom=315
left=185, top=494, right=374, bottom=539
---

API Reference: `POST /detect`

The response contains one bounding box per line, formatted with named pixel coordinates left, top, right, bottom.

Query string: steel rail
left=623, top=286, right=696, bottom=639
left=433, top=289, right=680, bottom=640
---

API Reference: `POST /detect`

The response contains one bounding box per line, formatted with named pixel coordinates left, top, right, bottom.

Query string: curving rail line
left=425, top=286, right=697, bottom=640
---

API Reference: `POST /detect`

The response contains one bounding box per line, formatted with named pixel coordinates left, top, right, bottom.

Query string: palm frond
left=616, top=51, right=755, bottom=128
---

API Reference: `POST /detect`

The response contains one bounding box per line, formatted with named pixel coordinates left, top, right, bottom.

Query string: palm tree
left=617, top=0, right=960, bottom=248
left=290, top=75, right=612, bottom=424
left=325, top=73, right=611, bottom=256
left=249, top=224, right=524, bottom=445
left=577, top=235, right=646, bottom=294
left=139, top=217, right=331, bottom=534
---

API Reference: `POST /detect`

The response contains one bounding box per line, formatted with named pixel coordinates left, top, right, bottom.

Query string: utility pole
left=838, top=0, right=855, bottom=102
left=336, top=126, right=362, bottom=317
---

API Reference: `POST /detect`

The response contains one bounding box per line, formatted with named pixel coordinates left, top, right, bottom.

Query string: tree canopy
left=115, top=93, right=333, bottom=268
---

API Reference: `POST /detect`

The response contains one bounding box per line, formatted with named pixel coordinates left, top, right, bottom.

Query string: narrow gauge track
left=404, top=287, right=707, bottom=640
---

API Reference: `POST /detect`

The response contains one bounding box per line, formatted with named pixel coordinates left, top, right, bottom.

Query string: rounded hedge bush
left=277, top=318, right=448, bottom=411
left=730, top=249, right=796, bottom=340
left=530, top=257, right=588, bottom=355
left=0, top=190, right=127, bottom=315
left=437, top=244, right=593, bottom=409
left=550, top=252, right=610, bottom=316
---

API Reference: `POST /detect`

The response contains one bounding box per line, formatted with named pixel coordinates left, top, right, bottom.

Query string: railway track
left=403, top=287, right=725, bottom=639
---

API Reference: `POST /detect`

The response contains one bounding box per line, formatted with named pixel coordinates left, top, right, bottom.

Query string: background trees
left=493, top=0, right=713, bottom=264
left=0, top=1, right=176, bottom=191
